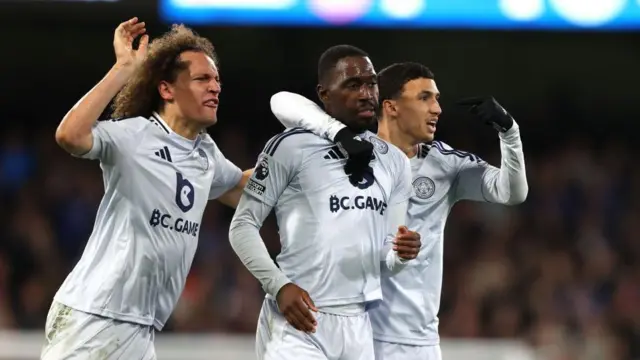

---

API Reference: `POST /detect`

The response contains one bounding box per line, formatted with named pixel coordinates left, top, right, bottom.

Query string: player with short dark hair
left=272, top=61, right=528, bottom=360
left=230, top=46, right=422, bottom=360
left=45, top=19, right=251, bottom=359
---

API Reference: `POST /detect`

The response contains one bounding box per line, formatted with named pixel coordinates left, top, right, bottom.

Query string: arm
left=55, top=18, right=147, bottom=156
left=216, top=169, right=254, bottom=208
left=208, top=140, right=248, bottom=206
left=382, top=199, right=411, bottom=274
left=454, top=121, right=528, bottom=204
left=228, top=140, right=298, bottom=297
left=229, top=194, right=291, bottom=296
left=382, top=155, right=416, bottom=274
left=270, top=91, right=345, bottom=141
left=270, top=91, right=374, bottom=181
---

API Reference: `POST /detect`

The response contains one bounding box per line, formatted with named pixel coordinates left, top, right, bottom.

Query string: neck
left=158, top=109, right=201, bottom=140
left=377, top=117, right=418, bottom=158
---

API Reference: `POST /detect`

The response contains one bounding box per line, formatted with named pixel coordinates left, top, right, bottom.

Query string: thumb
left=302, top=291, right=317, bottom=312
left=397, top=225, right=408, bottom=234
left=138, top=34, right=149, bottom=54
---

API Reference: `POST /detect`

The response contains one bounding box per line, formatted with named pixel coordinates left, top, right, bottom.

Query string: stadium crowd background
left=1, top=2, right=640, bottom=359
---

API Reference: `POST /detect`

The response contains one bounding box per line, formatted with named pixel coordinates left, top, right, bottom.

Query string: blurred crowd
left=1, top=115, right=639, bottom=360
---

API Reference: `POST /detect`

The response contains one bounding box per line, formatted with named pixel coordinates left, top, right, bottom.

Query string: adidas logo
left=324, top=146, right=346, bottom=160
left=154, top=146, right=173, bottom=163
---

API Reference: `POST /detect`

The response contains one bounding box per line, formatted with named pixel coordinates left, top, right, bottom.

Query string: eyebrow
left=418, top=90, right=440, bottom=98
left=342, top=74, right=378, bottom=84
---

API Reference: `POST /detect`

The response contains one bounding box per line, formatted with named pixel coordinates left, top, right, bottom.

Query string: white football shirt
left=370, top=130, right=527, bottom=345
left=54, top=113, right=242, bottom=330
left=270, top=91, right=528, bottom=345
left=231, top=128, right=413, bottom=308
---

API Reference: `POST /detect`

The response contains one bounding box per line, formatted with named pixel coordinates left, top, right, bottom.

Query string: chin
left=422, top=132, right=435, bottom=143
left=353, top=116, right=376, bottom=131
left=199, top=115, right=217, bottom=127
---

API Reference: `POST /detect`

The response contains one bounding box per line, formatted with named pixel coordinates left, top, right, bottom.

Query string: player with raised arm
left=44, top=19, right=251, bottom=359
left=271, top=62, right=528, bottom=360
left=229, top=46, right=422, bottom=360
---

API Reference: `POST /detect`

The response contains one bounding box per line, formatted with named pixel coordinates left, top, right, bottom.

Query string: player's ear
left=382, top=99, right=398, bottom=117
left=316, top=84, right=329, bottom=103
left=158, top=81, right=174, bottom=102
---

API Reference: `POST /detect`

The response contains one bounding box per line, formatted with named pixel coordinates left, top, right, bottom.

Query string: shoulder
left=365, top=132, right=409, bottom=167
left=97, top=116, right=152, bottom=136
left=431, top=141, right=482, bottom=161
left=429, top=140, right=484, bottom=168
left=262, top=127, right=323, bottom=157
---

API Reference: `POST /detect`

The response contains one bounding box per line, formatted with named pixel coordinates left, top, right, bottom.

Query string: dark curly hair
left=111, top=24, right=217, bottom=119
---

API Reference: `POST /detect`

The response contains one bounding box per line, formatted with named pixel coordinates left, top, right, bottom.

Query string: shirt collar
left=150, top=112, right=202, bottom=149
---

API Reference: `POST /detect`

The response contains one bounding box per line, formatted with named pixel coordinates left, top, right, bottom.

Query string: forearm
left=270, top=91, right=346, bottom=141
left=55, top=64, right=133, bottom=155
left=217, top=169, right=254, bottom=208
left=489, top=121, right=528, bottom=204
left=229, top=195, right=291, bottom=297
left=382, top=200, right=411, bottom=274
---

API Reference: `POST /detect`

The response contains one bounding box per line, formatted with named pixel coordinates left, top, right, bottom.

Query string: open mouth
left=204, top=99, right=218, bottom=108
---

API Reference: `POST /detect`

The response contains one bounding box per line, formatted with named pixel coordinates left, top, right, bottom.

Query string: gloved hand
left=334, top=127, right=374, bottom=186
left=456, top=96, right=514, bottom=132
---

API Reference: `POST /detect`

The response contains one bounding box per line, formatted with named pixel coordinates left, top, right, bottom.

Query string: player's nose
left=431, top=101, right=442, bottom=115
left=208, top=79, right=221, bottom=93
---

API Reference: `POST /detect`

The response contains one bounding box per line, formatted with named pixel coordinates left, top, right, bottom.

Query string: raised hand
left=113, top=17, right=149, bottom=70
left=456, top=96, right=514, bottom=133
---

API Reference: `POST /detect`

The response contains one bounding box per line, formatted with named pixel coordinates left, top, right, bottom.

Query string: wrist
left=328, top=122, right=348, bottom=142
left=269, top=275, right=293, bottom=298
left=499, top=119, right=519, bottom=139
left=110, top=62, right=136, bottom=80
left=334, top=127, right=355, bottom=143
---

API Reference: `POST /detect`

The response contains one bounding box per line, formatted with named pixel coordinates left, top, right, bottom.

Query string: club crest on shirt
left=413, top=176, right=435, bottom=199
left=197, top=149, right=209, bottom=171
left=368, top=136, right=389, bottom=154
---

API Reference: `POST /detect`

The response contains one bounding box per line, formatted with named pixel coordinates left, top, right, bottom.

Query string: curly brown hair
left=111, top=24, right=217, bottom=119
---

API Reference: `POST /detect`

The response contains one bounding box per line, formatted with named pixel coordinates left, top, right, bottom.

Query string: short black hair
left=317, top=45, right=369, bottom=84
left=378, top=62, right=435, bottom=104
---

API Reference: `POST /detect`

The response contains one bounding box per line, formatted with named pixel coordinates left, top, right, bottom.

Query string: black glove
left=456, top=96, right=514, bottom=132
left=334, top=127, right=374, bottom=186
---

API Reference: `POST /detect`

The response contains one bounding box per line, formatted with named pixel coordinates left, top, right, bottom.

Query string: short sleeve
left=208, top=142, right=243, bottom=200
left=75, top=118, right=146, bottom=164
left=243, top=130, right=304, bottom=207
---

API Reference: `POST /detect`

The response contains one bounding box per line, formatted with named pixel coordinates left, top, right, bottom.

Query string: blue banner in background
left=160, top=0, right=640, bottom=30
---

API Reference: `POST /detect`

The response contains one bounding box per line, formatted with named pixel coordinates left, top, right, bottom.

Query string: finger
left=295, top=297, right=316, bottom=327
left=125, top=17, right=139, bottom=27
left=297, top=305, right=317, bottom=332
left=130, top=24, right=146, bottom=36
left=138, top=34, right=149, bottom=53
left=291, top=301, right=316, bottom=332
left=120, top=18, right=139, bottom=33
left=455, top=97, right=485, bottom=107
left=395, top=232, right=420, bottom=240
left=301, top=292, right=318, bottom=312
left=394, top=238, right=421, bottom=246
left=283, top=312, right=305, bottom=332
left=397, top=225, right=408, bottom=234
left=131, top=28, right=147, bottom=42
left=394, top=245, right=420, bottom=254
